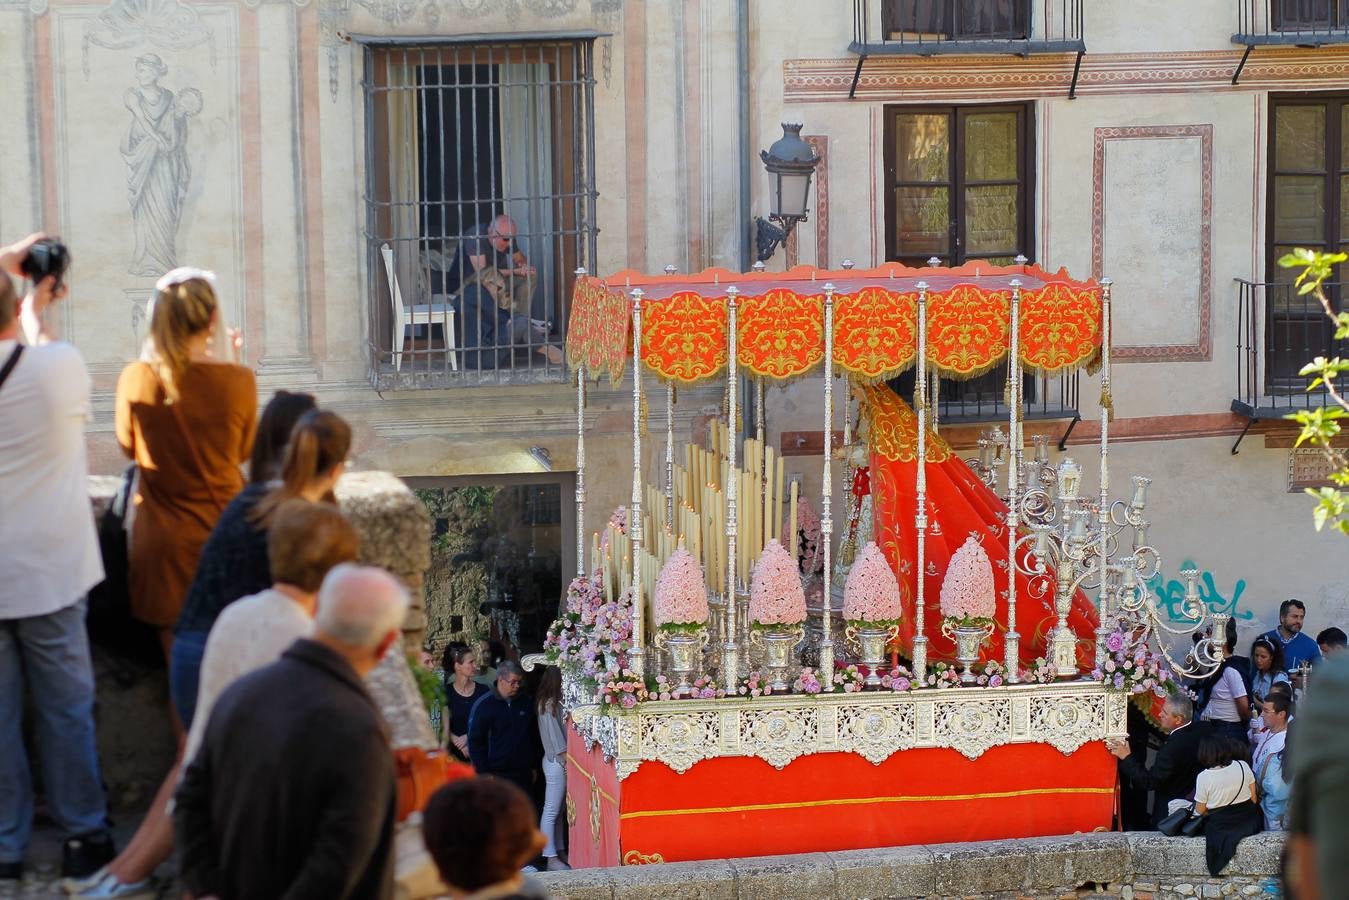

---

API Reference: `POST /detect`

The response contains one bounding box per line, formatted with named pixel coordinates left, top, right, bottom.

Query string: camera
left=20, top=239, right=71, bottom=290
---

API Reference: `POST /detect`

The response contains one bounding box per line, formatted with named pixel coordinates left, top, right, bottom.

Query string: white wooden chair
left=381, top=242, right=457, bottom=372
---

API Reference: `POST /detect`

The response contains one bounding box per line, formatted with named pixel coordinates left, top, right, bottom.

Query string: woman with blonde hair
left=171, top=407, right=350, bottom=728
left=115, top=269, right=255, bottom=663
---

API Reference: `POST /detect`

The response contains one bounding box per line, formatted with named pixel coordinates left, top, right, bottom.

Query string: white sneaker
left=61, top=866, right=107, bottom=894
left=520, top=865, right=539, bottom=874
left=74, top=874, right=157, bottom=899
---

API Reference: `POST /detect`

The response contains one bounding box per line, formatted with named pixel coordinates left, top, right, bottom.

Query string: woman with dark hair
left=442, top=643, right=489, bottom=761
left=1249, top=636, right=1290, bottom=713
left=1193, top=732, right=1263, bottom=876
left=536, top=666, right=569, bottom=872
left=1199, top=618, right=1251, bottom=744
left=246, top=390, right=316, bottom=483
left=171, top=408, right=350, bottom=728
left=422, top=778, right=549, bottom=899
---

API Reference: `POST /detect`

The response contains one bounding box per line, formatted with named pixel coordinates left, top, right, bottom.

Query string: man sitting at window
left=442, top=215, right=536, bottom=318
left=456, top=269, right=561, bottom=369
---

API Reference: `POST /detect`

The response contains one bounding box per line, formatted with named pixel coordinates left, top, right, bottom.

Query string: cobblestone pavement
left=0, top=814, right=176, bottom=900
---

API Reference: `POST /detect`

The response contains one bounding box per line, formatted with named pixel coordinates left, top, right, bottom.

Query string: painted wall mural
left=122, top=54, right=201, bottom=276
left=1146, top=559, right=1252, bottom=624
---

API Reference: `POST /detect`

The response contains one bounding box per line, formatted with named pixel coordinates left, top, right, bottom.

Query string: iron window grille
left=360, top=35, right=599, bottom=389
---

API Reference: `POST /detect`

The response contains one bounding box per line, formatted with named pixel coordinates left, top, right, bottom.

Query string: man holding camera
left=0, top=234, right=114, bottom=883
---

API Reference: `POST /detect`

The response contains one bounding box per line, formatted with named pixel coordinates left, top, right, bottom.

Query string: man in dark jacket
left=175, top=564, right=409, bottom=900
left=467, top=660, right=540, bottom=800
left=1108, top=693, right=1213, bottom=828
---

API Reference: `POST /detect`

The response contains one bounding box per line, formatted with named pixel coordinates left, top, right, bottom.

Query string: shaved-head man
left=177, top=565, right=409, bottom=900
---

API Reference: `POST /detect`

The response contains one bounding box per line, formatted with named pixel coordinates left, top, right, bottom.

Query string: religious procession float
left=537, top=259, right=1226, bottom=866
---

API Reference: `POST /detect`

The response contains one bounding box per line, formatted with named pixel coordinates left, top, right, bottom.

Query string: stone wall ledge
left=535, top=832, right=1285, bottom=900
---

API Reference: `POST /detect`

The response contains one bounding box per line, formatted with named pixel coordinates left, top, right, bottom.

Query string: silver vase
left=659, top=628, right=708, bottom=697
left=942, top=620, right=994, bottom=683
left=751, top=628, right=802, bottom=692
left=846, top=624, right=899, bottom=687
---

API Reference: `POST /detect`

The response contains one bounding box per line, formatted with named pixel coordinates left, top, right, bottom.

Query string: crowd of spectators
left=0, top=233, right=563, bottom=898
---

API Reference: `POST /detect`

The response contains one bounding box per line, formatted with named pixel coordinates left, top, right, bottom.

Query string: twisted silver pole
left=629, top=288, right=646, bottom=677
left=723, top=286, right=741, bottom=683
left=1005, top=280, right=1022, bottom=679
left=665, top=382, right=675, bottom=531
left=820, top=283, right=836, bottom=678
left=912, top=282, right=929, bottom=682
left=1095, top=278, right=1114, bottom=672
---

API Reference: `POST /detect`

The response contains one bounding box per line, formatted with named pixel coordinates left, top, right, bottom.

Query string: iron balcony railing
left=850, top=0, right=1086, bottom=56
left=937, top=370, right=1081, bottom=428
left=359, top=36, right=599, bottom=391
left=1234, top=0, right=1349, bottom=45
left=1233, top=278, right=1348, bottom=419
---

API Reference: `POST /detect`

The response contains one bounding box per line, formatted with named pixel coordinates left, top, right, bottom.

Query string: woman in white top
left=1193, top=732, right=1263, bottom=877
left=182, top=500, right=360, bottom=766
left=1201, top=621, right=1251, bottom=744
left=535, top=665, right=570, bottom=872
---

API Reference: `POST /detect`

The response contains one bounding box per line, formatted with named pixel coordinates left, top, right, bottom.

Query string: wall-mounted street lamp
left=755, top=123, right=821, bottom=263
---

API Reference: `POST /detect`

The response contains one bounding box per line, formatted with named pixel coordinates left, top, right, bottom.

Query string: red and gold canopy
left=566, top=261, right=1103, bottom=386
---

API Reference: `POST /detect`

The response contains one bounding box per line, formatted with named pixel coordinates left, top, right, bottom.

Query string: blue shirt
left=1260, top=628, right=1322, bottom=672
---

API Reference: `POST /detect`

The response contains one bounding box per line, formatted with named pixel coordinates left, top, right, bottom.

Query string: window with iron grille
left=361, top=38, right=598, bottom=387
left=1272, top=0, right=1348, bottom=30
left=882, top=0, right=1030, bottom=39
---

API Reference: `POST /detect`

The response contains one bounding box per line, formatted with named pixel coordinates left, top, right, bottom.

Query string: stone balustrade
left=534, top=832, right=1284, bottom=900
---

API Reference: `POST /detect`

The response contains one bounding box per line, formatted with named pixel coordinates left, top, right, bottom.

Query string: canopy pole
left=912, top=282, right=929, bottom=683
left=629, top=288, right=646, bottom=677
left=1095, top=278, right=1115, bottom=673
left=723, top=286, right=741, bottom=684
left=819, top=283, right=836, bottom=679
left=575, top=268, right=587, bottom=579
left=1005, top=279, right=1022, bottom=679
left=665, top=383, right=675, bottom=531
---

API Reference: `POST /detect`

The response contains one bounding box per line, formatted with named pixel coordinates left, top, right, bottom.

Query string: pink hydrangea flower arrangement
left=939, top=534, right=997, bottom=626
left=748, top=539, right=807, bottom=629
left=842, top=542, right=902, bottom=629
left=653, top=546, right=709, bottom=632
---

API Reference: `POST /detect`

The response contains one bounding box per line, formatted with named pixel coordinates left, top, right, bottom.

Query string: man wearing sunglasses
left=445, top=214, right=536, bottom=315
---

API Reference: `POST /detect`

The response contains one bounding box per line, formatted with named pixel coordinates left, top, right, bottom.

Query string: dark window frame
left=1265, top=92, right=1349, bottom=390
left=881, top=0, right=1031, bottom=40
left=883, top=102, right=1037, bottom=405
left=882, top=102, right=1035, bottom=269
left=1272, top=0, right=1349, bottom=30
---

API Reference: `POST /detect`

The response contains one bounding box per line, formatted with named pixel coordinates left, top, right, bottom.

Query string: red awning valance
left=566, top=261, right=1103, bottom=385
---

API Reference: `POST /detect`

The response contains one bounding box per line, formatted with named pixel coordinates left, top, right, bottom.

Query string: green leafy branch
left=1277, top=249, right=1349, bottom=535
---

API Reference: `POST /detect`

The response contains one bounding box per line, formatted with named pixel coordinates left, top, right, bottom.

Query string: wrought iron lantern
left=755, top=123, right=820, bottom=262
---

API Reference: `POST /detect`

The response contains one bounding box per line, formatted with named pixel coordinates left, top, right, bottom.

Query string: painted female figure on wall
left=121, top=54, right=202, bottom=277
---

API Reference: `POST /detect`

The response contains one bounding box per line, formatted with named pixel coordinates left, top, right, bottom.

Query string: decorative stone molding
left=569, top=680, right=1127, bottom=779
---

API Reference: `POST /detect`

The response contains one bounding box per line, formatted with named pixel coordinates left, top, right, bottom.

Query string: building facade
left=2, top=0, right=1346, bottom=651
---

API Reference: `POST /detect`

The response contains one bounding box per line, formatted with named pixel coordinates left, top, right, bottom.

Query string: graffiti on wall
left=1146, top=559, right=1253, bottom=623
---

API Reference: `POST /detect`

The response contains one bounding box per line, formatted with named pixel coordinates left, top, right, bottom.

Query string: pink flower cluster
left=939, top=535, right=996, bottom=623
left=792, top=668, right=824, bottom=694
left=842, top=542, right=902, bottom=627
left=833, top=664, right=866, bottom=692
left=795, top=497, right=824, bottom=576
left=1018, top=657, right=1057, bottom=684
left=653, top=547, right=709, bottom=628
left=1093, top=629, right=1177, bottom=697
left=598, top=668, right=646, bottom=710
left=543, top=574, right=633, bottom=681
left=598, top=506, right=628, bottom=555
left=734, top=671, right=777, bottom=698
left=749, top=540, right=807, bottom=627
left=880, top=666, right=914, bottom=692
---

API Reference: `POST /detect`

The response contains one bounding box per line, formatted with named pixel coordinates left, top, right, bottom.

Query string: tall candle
left=789, top=480, right=799, bottom=560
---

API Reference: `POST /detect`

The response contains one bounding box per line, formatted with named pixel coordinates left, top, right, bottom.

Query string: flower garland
left=833, top=664, right=867, bottom=693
